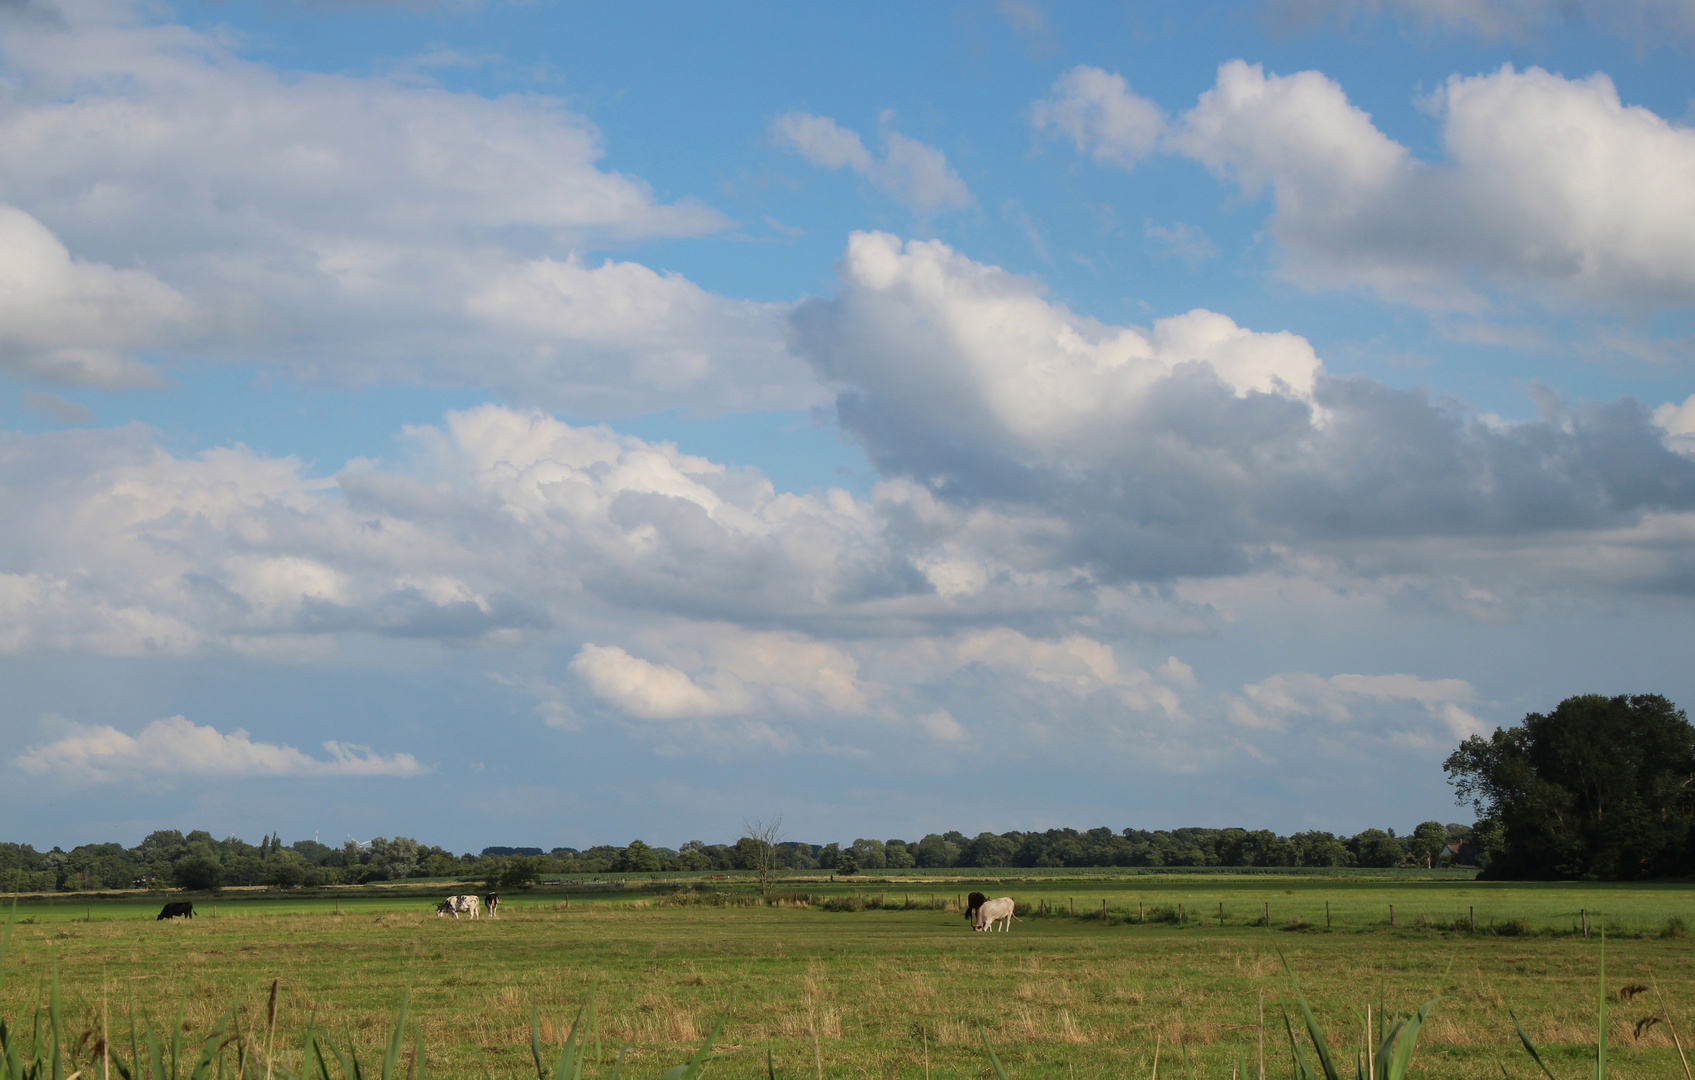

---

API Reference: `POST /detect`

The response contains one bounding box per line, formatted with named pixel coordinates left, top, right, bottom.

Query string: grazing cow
left=973, top=896, right=1018, bottom=932
left=436, top=894, right=481, bottom=920
left=965, top=892, right=988, bottom=923
left=156, top=901, right=195, bottom=920
left=483, top=893, right=499, bottom=917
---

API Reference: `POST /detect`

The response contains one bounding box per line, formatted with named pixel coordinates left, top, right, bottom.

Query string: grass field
left=5, top=872, right=1695, bottom=1078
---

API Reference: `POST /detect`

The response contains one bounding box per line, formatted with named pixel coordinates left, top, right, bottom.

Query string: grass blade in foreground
left=380, top=984, right=411, bottom=1080
left=1281, top=997, right=1320, bottom=1080
left=1382, top=998, right=1442, bottom=1080
left=1510, top=1009, right=1562, bottom=1080
left=980, top=1030, right=1011, bottom=1080
left=661, top=1021, right=729, bottom=1080
left=1594, top=932, right=1606, bottom=1080
left=1280, top=957, right=1340, bottom=1080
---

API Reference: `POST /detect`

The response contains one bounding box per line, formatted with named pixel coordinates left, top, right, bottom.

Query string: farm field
left=4, top=874, right=1695, bottom=1079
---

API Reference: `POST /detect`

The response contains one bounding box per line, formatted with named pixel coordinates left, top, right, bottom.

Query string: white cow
left=973, top=896, right=1018, bottom=932
left=436, top=894, right=481, bottom=920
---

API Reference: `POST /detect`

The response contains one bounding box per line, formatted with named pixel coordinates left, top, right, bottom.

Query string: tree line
left=5, top=693, right=1686, bottom=892
left=0, top=820, right=1477, bottom=895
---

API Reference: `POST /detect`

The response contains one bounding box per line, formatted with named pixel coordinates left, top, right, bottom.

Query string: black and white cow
left=436, top=894, right=480, bottom=919
left=483, top=893, right=499, bottom=917
left=157, top=901, right=195, bottom=920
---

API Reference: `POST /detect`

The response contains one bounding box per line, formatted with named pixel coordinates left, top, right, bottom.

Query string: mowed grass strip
left=3, top=878, right=1694, bottom=1079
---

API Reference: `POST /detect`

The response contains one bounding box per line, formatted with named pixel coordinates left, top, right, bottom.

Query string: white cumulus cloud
left=14, top=715, right=429, bottom=783
left=1032, top=66, right=1165, bottom=167
left=0, top=0, right=819, bottom=413
left=1037, top=60, right=1695, bottom=310
left=792, top=232, right=1695, bottom=585
left=773, top=112, right=973, bottom=214
left=1229, top=671, right=1484, bottom=742
left=0, top=206, right=200, bottom=385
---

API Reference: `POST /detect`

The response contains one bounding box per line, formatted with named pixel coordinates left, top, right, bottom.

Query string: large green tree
left=1444, top=694, right=1695, bottom=879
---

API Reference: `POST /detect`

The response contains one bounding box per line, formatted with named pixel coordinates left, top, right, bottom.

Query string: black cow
left=157, top=901, right=195, bottom=920
left=966, top=891, right=988, bottom=922
left=484, top=893, right=499, bottom=917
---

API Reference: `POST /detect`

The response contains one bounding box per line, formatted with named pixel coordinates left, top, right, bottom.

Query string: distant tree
left=419, top=853, right=459, bottom=878
left=338, top=840, right=364, bottom=869
left=835, top=852, right=859, bottom=876
left=367, top=837, right=421, bottom=878
left=500, top=856, right=544, bottom=889
left=817, top=843, right=841, bottom=869
left=741, top=816, right=783, bottom=894
left=1350, top=829, right=1401, bottom=869
left=291, top=840, right=335, bottom=865
left=850, top=838, right=887, bottom=870
left=266, top=855, right=306, bottom=889
left=1408, top=822, right=1449, bottom=868
left=678, top=842, right=713, bottom=872
left=774, top=843, right=818, bottom=870
left=616, top=841, right=661, bottom=873
left=173, top=855, right=222, bottom=892
left=964, top=832, right=1016, bottom=868
left=883, top=840, right=916, bottom=869
left=1469, top=818, right=1506, bottom=869
left=912, top=834, right=959, bottom=868
left=1445, top=694, right=1695, bottom=878
left=1289, top=831, right=1352, bottom=868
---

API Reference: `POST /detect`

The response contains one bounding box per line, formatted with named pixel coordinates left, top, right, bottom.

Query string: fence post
left=1389, top=904, right=1395, bottom=928
left=1326, top=900, right=1330, bottom=928
left=1139, top=901, right=1144, bottom=924
left=1102, top=898, right=1108, bottom=920
left=1469, top=906, right=1475, bottom=933
left=1582, top=909, right=1588, bottom=938
left=1263, top=901, right=1269, bottom=927
left=1219, top=901, right=1225, bottom=927
left=1179, top=903, right=1184, bottom=924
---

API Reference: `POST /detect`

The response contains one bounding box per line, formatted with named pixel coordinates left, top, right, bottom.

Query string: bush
left=835, top=852, right=859, bottom=876
left=1662, top=916, right=1689, bottom=939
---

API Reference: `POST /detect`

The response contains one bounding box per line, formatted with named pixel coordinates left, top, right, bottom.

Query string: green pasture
left=4, top=874, right=1695, bottom=1078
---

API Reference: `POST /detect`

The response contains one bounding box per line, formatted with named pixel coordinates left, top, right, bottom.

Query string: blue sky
left=3, top=0, right=1695, bottom=853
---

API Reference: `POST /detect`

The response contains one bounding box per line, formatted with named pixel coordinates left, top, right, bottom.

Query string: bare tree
left=742, top=815, right=783, bottom=894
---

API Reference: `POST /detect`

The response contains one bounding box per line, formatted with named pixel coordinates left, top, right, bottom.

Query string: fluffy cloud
left=1037, top=61, right=1695, bottom=309
left=0, top=407, right=907, bottom=656
left=773, top=112, right=973, bottom=214
left=1229, top=672, right=1486, bottom=745
left=464, top=256, right=802, bottom=410
left=1, top=239, right=1691, bottom=675
left=1657, top=392, right=1695, bottom=455
left=14, top=715, right=427, bottom=782
left=1032, top=66, right=1165, bottom=167
left=792, top=233, right=1695, bottom=583
left=570, top=630, right=865, bottom=722
left=0, top=206, right=199, bottom=385
left=0, top=0, right=817, bottom=409
left=570, top=645, right=747, bottom=720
